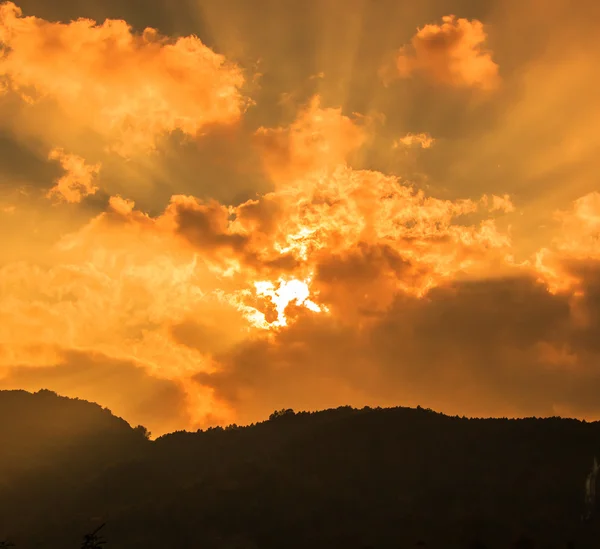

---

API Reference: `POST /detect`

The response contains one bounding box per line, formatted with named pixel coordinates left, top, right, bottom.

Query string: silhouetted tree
left=81, top=523, right=106, bottom=549
left=268, top=408, right=295, bottom=420
left=133, top=424, right=151, bottom=440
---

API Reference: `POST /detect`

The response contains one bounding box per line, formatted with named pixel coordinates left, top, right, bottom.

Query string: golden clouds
left=254, top=96, right=366, bottom=183
left=2, top=1, right=600, bottom=434
left=480, top=194, right=515, bottom=214
left=0, top=2, right=247, bottom=154
left=0, top=87, right=533, bottom=430
left=46, top=148, right=100, bottom=203
left=393, top=133, right=435, bottom=149
left=534, top=193, right=600, bottom=294
left=393, top=15, right=500, bottom=90
left=0, top=210, right=242, bottom=431
left=553, top=192, right=600, bottom=259
left=108, top=195, right=136, bottom=216
left=121, top=98, right=519, bottom=329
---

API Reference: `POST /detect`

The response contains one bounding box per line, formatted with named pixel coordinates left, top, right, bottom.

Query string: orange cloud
left=78, top=164, right=515, bottom=336
left=69, top=100, right=519, bottom=329
left=480, top=194, right=515, bottom=214
left=393, top=133, right=434, bottom=149
left=5, top=153, right=600, bottom=433
left=46, top=148, right=100, bottom=203
left=553, top=192, right=600, bottom=259
left=534, top=192, right=600, bottom=294
left=393, top=15, right=500, bottom=90
left=0, top=204, right=245, bottom=432
left=5, top=70, right=600, bottom=435
left=254, top=96, right=366, bottom=183
left=0, top=2, right=247, bottom=155
left=0, top=122, right=517, bottom=421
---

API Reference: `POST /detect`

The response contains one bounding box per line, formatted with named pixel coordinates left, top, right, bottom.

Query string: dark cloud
left=12, top=0, right=201, bottom=36
left=170, top=194, right=299, bottom=274
left=171, top=319, right=239, bottom=355
left=0, top=130, right=62, bottom=188
left=174, top=198, right=248, bottom=253
left=199, top=269, right=600, bottom=424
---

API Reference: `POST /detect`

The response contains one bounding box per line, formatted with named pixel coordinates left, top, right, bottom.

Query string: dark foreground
left=1, top=389, right=600, bottom=548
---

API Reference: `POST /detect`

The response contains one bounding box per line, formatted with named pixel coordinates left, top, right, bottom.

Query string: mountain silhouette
left=1, top=391, right=600, bottom=548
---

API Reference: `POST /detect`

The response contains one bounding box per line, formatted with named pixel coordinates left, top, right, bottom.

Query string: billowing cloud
left=0, top=95, right=523, bottom=432
left=534, top=192, right=600, bottom=294
left=392, top=15, right=500, bottom=90
left=254, top=96, right=366, bottom=183
left=481, top=194, right=515, bottom=214
left=1, top=2, right=599, bottom=436
left=393, top=133, right=434, bottom=149
left=188, top=177, right=600, bottom=425
left=3, top=112, right=600, bottom=432
left=46, top=148, right=100, bottom=203
left=0, top=2, right=247, bottom=155
left=553, top=192, right=600, bottom=259
left=0, top=212, right=239, bottom=432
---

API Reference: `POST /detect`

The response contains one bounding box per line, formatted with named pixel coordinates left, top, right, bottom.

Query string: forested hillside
left=1, top=391, right=599, bottom=548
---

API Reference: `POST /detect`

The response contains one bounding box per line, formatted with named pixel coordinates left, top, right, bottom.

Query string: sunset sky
left=1, top=0, right=599, bottom=436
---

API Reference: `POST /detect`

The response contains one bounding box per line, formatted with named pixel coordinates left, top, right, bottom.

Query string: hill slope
left=1, top=392, right=600, bottom=548
left=0, top=389, right=149, bottom=546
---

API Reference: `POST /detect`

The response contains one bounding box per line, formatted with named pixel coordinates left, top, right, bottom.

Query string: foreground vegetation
left=1, top=390, right=600, bottom=548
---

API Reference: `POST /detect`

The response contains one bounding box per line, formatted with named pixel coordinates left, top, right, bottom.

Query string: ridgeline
left=1, top=390, right=599, bottom=548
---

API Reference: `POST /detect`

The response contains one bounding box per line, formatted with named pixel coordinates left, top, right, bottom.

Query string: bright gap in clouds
left=254, top=277, right=323, bottom=328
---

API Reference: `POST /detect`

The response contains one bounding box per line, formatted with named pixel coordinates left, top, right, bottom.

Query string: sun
left=254, top=276, right=323, bottom=327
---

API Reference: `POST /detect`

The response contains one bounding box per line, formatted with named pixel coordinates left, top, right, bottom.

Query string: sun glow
left=254, top=277, right=322, bottom=327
